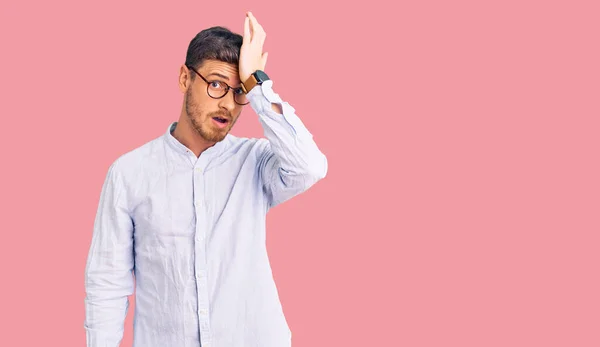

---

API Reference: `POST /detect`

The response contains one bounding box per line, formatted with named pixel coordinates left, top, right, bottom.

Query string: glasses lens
left=206, top=80, right=248, bottom=105
left=207, top=81, right=227, bottom=99
left=235, top=91, right=249, bottom=105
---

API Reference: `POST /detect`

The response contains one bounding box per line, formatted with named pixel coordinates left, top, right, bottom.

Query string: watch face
left=254, top=70, right=270, bottom=82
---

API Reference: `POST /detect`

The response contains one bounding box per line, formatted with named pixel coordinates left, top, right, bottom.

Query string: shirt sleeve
left=246, top=80, right=328, bottom=208
left=84, top=159, right=135, bottom=347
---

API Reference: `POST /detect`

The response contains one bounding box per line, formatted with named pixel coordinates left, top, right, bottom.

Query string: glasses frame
left=186, top=64, right=249, bottom=106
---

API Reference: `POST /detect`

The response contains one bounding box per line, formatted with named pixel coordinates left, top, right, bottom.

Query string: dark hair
left=185, top=26, right=243, bottom=78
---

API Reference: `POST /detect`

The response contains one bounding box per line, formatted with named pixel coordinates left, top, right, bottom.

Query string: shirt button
left=199, top=309, right=208, bottom=315
left=195, top=167, right=202, bottom=173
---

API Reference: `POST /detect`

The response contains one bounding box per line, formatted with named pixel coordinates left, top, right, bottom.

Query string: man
left=84, top=12, right=327, bottom=347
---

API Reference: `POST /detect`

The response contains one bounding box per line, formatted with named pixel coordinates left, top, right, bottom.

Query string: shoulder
left=203, top=134, right=270, bottom=170
left=225, top=133, right=269, bottom=151
left=105, top=134, right=165, bottom=180
left=223, top=133, right=272, bottom=159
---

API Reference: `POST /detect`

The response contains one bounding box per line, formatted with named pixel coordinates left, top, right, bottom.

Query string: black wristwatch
left=241, top=70, right=270, bottom=94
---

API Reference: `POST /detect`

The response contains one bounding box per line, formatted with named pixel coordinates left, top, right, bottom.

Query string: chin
left=200, top=127, right=229, bottom=143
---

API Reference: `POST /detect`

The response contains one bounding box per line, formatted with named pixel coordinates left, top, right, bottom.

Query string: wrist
left=241, top=70, right=270, bottom=94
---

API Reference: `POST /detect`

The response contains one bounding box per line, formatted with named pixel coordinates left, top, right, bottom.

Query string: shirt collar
left=163, top=121, right=230, bottom=160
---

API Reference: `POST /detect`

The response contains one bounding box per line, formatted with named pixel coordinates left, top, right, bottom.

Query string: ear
left=178, top=64, right=191, bottom=93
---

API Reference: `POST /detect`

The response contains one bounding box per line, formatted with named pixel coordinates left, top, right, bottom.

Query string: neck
left=172, top=113, right=215, bottom=158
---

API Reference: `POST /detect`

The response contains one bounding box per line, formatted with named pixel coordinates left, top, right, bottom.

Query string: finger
left=253, top=26, right=265, bottom=45
left=248, top=11, right=257, bottom=23
left=262, top=52, right=268, bottom=68
left=247, top=12, right=255, bottom=39
left=243, top=15, right=250, bottom=43
left=259, top=30, right=266, bottom=44
left=247, top=12, right=264, bottom=41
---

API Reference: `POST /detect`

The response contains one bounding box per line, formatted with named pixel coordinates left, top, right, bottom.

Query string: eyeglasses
left=186, top=64, right=249, bottom=105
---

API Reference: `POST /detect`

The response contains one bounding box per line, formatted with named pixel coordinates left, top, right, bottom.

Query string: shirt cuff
left=246, top=80, right=311, bottom=137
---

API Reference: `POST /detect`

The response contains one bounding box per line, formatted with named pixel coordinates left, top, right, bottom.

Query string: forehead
left=199, top=60, right=239, bottom=82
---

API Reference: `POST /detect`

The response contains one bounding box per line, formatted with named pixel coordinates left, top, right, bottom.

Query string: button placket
left=193, top=163, right=211, bottom=343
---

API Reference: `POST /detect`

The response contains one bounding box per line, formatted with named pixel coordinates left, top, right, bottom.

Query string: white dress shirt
left=84, top=80, right=328, bottom=347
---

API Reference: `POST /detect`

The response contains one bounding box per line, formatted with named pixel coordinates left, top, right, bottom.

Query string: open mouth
left=212, top=116, right=230, bottom=128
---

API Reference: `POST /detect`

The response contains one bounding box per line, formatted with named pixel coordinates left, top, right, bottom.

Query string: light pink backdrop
left=0, top=0, right=598, bottom=346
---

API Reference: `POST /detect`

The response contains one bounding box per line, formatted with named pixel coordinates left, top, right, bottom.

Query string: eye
left=210, top=81, right=223, bottom=88
left=234, top=88, right=244, bottom=95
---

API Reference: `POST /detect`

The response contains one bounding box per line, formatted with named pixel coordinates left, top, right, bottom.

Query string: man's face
left=184, top=60, right=244, bottom=143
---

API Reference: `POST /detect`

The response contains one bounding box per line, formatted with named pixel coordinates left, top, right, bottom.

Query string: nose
left=218, top=89, right=237, bottom=112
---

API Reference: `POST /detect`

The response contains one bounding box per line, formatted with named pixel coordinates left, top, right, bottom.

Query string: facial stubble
left=185, top=87, right=236, bottom=143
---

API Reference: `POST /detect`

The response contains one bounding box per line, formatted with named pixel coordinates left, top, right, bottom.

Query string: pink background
left=1, top=0, right=599, bottom=346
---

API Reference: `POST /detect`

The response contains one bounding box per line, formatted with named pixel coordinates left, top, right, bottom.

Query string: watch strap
left=241, top=74, right=258, bottom=94
left=241, top=70, right=270, bottom=94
